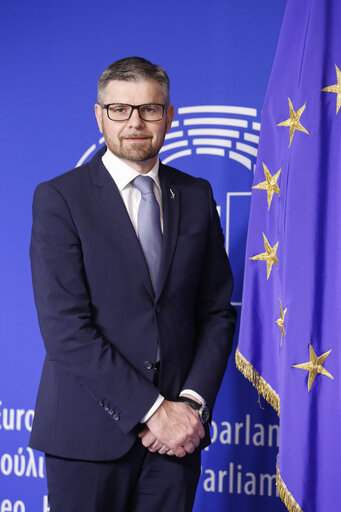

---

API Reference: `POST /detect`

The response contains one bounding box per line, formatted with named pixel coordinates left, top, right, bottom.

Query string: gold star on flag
left=292, top=344, right=334, bottom=392
left=277, top=97, right=309, bottom=147
left=322, top=64, right=341, bottom=114
left=250, top=233, right=279, bottom=280
left=275, top=299, right=287, bottom=345
left=252, top=163, right=281, bottom=210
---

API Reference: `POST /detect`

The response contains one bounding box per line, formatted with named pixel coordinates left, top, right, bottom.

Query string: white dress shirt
left=102, top=149, right=206, bottom=422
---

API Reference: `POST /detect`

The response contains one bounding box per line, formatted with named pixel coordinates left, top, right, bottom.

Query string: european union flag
left=236, top=0, right=341, bottom=510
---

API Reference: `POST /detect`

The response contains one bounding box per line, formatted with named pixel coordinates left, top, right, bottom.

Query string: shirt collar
left=102, top=148, right=161, bottom=192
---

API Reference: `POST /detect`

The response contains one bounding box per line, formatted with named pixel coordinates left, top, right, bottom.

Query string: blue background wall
left=0, top=1, right=286, bottom=510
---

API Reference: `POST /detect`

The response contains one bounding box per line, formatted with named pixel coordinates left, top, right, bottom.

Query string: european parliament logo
left=160, top=105, right=259, bottom=171
left=76, top=105, right=260, bottom=306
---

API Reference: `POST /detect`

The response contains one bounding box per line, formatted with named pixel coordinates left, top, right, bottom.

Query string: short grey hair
left=97, top=56, right=170, bottom=105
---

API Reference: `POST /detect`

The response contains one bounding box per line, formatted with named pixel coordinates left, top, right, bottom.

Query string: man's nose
left=127, top=108, right=145, bottom=128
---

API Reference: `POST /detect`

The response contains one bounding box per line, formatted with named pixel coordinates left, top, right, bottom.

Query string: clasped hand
left=138, top=399, right=205, bottom=458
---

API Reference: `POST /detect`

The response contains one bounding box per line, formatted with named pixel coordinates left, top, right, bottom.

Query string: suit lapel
left=156, top=163, right=180, bottom=300
left=89, top=155, right=154, bottom=298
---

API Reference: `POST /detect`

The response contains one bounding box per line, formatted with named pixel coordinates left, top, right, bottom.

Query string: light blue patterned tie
left=133, top=175, right=162, bottom=291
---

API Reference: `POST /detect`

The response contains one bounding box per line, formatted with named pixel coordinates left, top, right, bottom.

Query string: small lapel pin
left=170, top=188, right=176, bottom=199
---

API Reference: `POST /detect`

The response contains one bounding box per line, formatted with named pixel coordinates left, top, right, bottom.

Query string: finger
left=158, top=445, right=170, bottom=455
left=183, top=441, right=195, bottom=454
left=171, top=444, right=187, bottom=458
left=198, top=424, right=205, bottom=439
left=190, top=423, right=205, bottom=442
left=140, top=431, right=157, bottom=448
left=191, top=435, right=200, bottom=448
left=138, top=427, right=149, bottom=438
left=166, top=449, right=175, bottom=456
left=187, top=428, right=202, bottom=447
left=148, top=440, right=163, bottom=453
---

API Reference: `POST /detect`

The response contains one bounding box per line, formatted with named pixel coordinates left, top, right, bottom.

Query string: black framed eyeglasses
left=100, top=103, right=166, bottom=122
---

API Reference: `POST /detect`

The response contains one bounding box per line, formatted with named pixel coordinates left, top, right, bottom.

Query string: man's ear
left=94, top=104, right=104, bottom=134
left=165, top=104, right=175, bottom=133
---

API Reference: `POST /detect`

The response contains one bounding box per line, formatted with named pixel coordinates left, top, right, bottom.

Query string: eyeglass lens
left=107, top=104, right=164, bottom=121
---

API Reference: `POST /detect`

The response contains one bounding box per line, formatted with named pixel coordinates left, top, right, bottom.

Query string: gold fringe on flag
left=276, top=463, right=303, bottom=512
left=235, top=348, right=280, bottom=415
left=235, top=349, right=305, bottom=510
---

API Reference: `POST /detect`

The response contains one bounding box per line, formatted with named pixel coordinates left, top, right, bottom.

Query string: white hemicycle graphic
left=76, top=105, right=260, bottom=171
left=161, top=105, right=259, bottom=171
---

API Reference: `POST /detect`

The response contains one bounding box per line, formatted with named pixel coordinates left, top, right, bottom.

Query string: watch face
left=200, top=405, right=210, bottom=424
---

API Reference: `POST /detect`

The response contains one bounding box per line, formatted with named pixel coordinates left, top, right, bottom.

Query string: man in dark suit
left=30, top=57, right=236, bottom=512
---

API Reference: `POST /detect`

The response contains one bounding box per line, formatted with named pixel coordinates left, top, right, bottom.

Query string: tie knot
left=133, top=175, right=155, bottom=196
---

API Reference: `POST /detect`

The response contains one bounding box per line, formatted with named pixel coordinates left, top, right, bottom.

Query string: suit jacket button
left=144, top=360, right=153, bottom=370
left=98, top=400, right=104, bottom=407
left=113, top=413, right=120, bottom=421
left=155, top=304, right=161, bottom=313
left=104, top=404, right=110, bottom=411
left=108, top=408, right=114, bottom=415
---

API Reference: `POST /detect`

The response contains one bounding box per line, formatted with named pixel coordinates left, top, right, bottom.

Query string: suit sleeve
left=181, top=181, right=237, bottom=411
left=30, top=182, right=159, bottom=433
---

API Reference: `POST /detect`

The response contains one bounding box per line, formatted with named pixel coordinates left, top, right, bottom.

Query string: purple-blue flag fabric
left=236, top=0, right=341, bottom=511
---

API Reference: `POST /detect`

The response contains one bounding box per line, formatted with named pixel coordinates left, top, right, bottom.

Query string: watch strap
left=177, top=396, right=202, bottom=410
left=178, top=396, right=210, bottom=424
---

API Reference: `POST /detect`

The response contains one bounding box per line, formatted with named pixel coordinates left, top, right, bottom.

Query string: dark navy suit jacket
left=29, top=147, right=236, bottom=461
